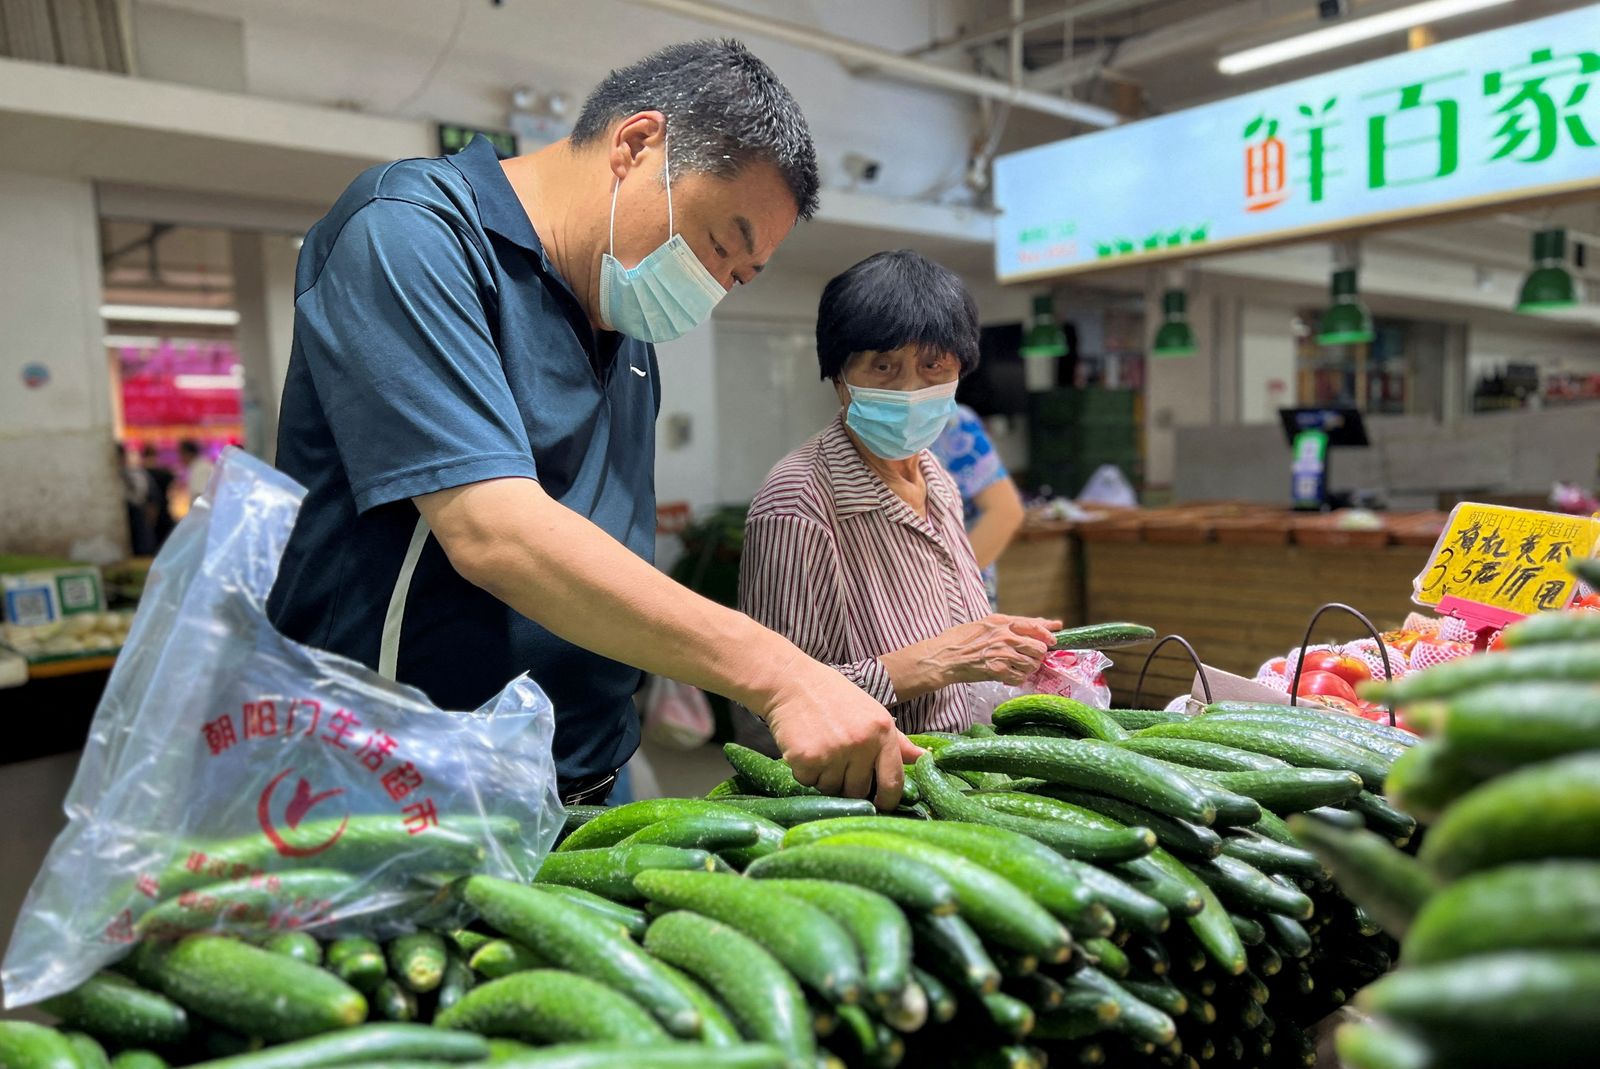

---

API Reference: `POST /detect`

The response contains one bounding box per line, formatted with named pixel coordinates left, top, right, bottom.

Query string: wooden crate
left=996, top=529, right=1083, bottom=626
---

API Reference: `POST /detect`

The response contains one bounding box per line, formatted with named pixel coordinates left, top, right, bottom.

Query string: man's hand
left=760, top=649, right=922, bottom=811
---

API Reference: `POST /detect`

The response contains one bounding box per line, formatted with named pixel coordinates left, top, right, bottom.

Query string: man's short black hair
left=816, top=250, right=981, bottom=381
left=571, top=39, right=820, bottom=220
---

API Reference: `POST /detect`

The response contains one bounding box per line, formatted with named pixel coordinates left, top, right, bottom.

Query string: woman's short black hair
left=816, top=250, right=980, bottom=381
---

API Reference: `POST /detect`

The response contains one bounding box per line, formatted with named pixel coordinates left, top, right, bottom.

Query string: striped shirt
left=738, top=412, right=992, bottom=736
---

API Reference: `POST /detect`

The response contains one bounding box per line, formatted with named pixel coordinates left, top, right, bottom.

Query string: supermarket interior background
left=2, top=0, right=1599, bottom=1057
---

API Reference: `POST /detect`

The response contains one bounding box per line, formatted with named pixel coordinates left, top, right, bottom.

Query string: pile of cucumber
left=1303, top=556, right=1600, bottom=1069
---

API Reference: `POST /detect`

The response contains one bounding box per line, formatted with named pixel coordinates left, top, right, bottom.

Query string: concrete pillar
left=229, top=231, right=299, bottom=463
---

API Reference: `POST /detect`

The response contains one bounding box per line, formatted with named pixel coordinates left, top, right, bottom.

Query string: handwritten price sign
left=1415, top=504, right=1600, bottom=618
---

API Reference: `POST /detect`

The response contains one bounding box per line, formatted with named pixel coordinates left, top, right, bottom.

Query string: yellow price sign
left=1415, top=504, right=1600, bottom=617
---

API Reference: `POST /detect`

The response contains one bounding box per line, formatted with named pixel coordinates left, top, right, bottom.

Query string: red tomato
left=1267, top=657, right=1288, bottom=676
left=1299, top=650, right=1373, bottom=686
left=1311, top=695, right=1365, bottom=717
left=1380, top=629, right=1422, bottom=655
left=1488, top=629, right=1509, bottom=652
left=1574, top=594, right=1600, bottom=612
left=1294, top=670, right=1361, bottom=704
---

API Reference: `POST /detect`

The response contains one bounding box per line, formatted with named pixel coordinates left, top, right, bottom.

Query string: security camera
left=843, top=153, right=882, bottom=185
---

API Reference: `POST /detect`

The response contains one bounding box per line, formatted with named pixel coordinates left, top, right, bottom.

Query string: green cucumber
left=802, top=832, right=1070, bottom=962
left=1119, top=849, right=1246, bottom=975
left=1135, top=720, right=1391, bottom=790
left=537, top=845, right=714, bottom=900
left=1120, top=980, right=1188, bottom=1019
left=1203, top=701, right=1418, bottom=747
left=387, top=931, right=446, bottom=993
left=711, top=796, right=879, bottom=826
left=644, top=910, right=815, bottom=1069
left=369, top=978, right=416, bottom=1022
left=1219, top=833, right=1326, bottom=880
left=1111, top=854, right=1204, bottom=916
left=723, top=744, right=820, bottom=798
left=1287, top=816, right=1435, bottom=937
left=1052, top=622, right=1156, bottom=650
left=470, top=939, right=543, bottom=979
left=1383, top=741, right=1487, bottom=823
left=436, top=1044, right=790, bottom=1069
left=1245, top=806, right=1301, bottom=847
left=631, top=870, right=863, bottom=1003
left=1198, top=768, right=1364, bottom=813
left=830, top=1004, right=903, bottom=1067
left=110, top=1053, right=168, bottom=1069
left=0, top=1023, right=78, bottom=1069
left=1196, top=711, right=1408, bottom=760
left=1060, top=861, right=1171, bottom=935
left=41, top=972, right=190, bottom=1047
left=1006, top=973, right=1065, bottom=1011
left=1403, top=861, right=1600, bottom=965
left=1070, top=969, right=1177, bottom=1046
left=1032, top=998, right=1118, bottom=1041
left=435, top=969, right=668, bottom=1043
left=1032, top=787, right=1222, bottom=859
left=462, top=877, right=701, bottom=1037
left=146, top=935, right=365, bottom=1042
left=910, top=967, right=956, bottom=1024
left=1419, top=752, right=1600, bottom=878
left=654, top=963, right=743, bottom=1047
left=63, top=1034, right=109, bottom=1069
left=909, top=912, right=999, bottom=996
left=438, top=950, right=474, bottom=1012
left=910, top=755, right=1153, bottom=862
left=620, top=813, right=764, bottom=852
left=1409, top=683, right=1600, bottom=766
left=1356, top=950, right=1600, bottom=1064
left=964, top=793, right=1158, bottom=861
left=1367, top=643, right=1600, bottom=702
left=1116, top=735, right=1288, bottom=772
left=1262, top=913, right=1313, bottom=959
left=1349, top=790, right=1417, bottom=843
left=1105, top=708, right=1190, bottom=731
left=449, top=929, right=493, bottom=957
left=1080, top=937, right=1128, bottom=978
left=782, top=817, right=1108, bottom=935
left=1571, top=556, right=1600, bottom=584
left=326, top=937, right=388, bottom=993
left=137, top=870, right=362, bottom=938
left=980, top=991, right=1036, bottom=1039
left=1305, top=804, right=1365, bottom=829
left=754, top=879, right=910, bottom=1004
left=1190, top=855, right=1313, bottom=919
left=1334, top=1020, right=1438, bottom=1069
left=993, top=695, right=1129, bottom=742
left=938, top=737, right=1218, bottom=824
left=1230, top=912, right=1266, bottom=945
left=559, top=799, right=752, bottom=852
left=179, top=1024, right=488, bottom=1069
left=1126, top=937, right=1170, bottom=977
left=705, top=777, right=743, bottom=798
left=1502, top=610, right=1600, bottom=648
left=261, top=932, right=321, bottom=965
left=743, top=842, right=957, bottom=916
left=539, top=884, right=650, bottom=939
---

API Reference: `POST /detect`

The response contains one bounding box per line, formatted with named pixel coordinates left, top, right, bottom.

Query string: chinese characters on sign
left=995, top=6, right=1600, bottom=280
left=1415, top=504, right=1600, bottom=617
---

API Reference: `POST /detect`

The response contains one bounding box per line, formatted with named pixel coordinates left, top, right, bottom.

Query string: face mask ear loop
left=663, top=130, right=674, bottom=237
left=608, top=176, right=619, bottom=258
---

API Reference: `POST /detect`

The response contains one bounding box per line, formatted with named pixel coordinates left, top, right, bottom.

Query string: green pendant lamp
left=1151, top=290, right=1197, bottom=357
left=1317, top=268, right=1375, bottom=346
left=1020, top=294, right=1069, bottom=358
left=1517, top=229, right=1577, bottom=313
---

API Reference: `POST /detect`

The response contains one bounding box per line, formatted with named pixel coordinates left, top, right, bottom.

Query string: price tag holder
left=1415, top=504, right=1600, bottom=639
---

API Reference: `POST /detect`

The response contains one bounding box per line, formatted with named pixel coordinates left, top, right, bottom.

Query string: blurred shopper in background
left=931, top=406, right=1025, bottom=610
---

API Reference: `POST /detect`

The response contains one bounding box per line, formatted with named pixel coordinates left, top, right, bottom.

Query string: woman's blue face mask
left=844, top=381, right=959, bottom=460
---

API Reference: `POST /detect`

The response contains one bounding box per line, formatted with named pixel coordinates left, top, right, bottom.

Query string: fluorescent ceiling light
left=173, top=372, right=244, bottom=391
left=100, top=304, right=240, bottom=326
left=1218, top=0, right=1514, bottom=75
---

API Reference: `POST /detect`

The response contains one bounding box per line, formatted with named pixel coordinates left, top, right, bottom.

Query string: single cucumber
left=449, top=929, right=493, bottom=957
left=1120, top=980, right=1188, bottom=1019
left=537, top=845, right=715, bottom=900
left=1060, top=860, right=1171, bottom=935
left=1411, top=682, right=1600, bottom=767
left=829, top=1003, right=902, bottom=1067
left=0, top=1023, right=80, bottom=1069
left=1111, top=853, right=1204, bottom=916
left=137, top=870, right=362, bottom=937
left=938, top=737, right=1218, bottom=824
left=1120, top=849, right=1245, bottom=975
left=1334, top=1019, right=1438, bottom=1069
left=631, top=870, right=863, bottom=1004
left=437, top=950, right=475, bottom=1012
left=1126, top=937, right=1170, bottom=977
left=1356, top=950, right=1600, bottom=1064
left=179, top=1024, right=488, bottom=1069
left=1080, top=937, right=1128, bottom=978
left=1031, top=999, right=1118, bottom=1042
left=1006, top=973, right=1066, bottom=1012
left=387, top=931, right=446, bottom=993
left=41, top=972, right=190, bottom=1047
left=470, top=939, right=543, bottom=979
left=1052, top=622, right=1156, bottom=650
left=705, top=777, right=743, bottom=798
left=110, top=1053, right=168, bottom=1069
left=1287, top=816, right=1435, bottom=938
left=1196, top=711, right=1409, bottom=760
left=261, top=931, right=321, bottom=965
left=326, top=936, right=387, bottom=993
left=435, top=969, right=668, bottom=1044
left=993, top=695, right=1129, bottom=742
left=1203, top=701, right=1418, bottom=748
left=1384, top=741, right=1486, bottom=823
left=1230, top=912, right=1266, bottom=945
left=559, top=799, right=753, bottom=852
left=539, top=884, right=650, bottom=939
left=743, top=842, right=957, bottom=915
left=1245, top=806, right=1301, bottom=847
left=1349, top=790, right=1418, bottom=843
left=644, top=910, right=815, bottom=1069
left=1033, top=787, right=1222, bottom=859
left=1404, top=861, right=1600, bottom=965
left=801, top=831, right=1069, bottom=962
left=1367, top=643, right=1600, bottom=703
left=711, top=796, right=879, bottom=826
left=560, top=805, right=610, bottom=837
left=910, top=755, right=1154, bottom=862
left=1419, top=752, right=1600, bottom=879
left=1070, top=969, right=1177, bottom=1046
left=723, top=744, right=820, bottom=798
left=63, top=1034, right=109, bottom=1069
left=1134, top=720, right=1391, bottom=790
left=1116, top=736, right=1288, bottom=772
left=1190, top=855, right=1313, bottom=919
left=910, top=967, right=957, bottom=1024
left=620, top=813, right=764, bottom=852
left=653, top=962, right=743, bottom=1047
left=462, top=877, right=701, bottom=1037
left=1305, top=804, right=1365, bottom=829
left=1572, top=556, right=1600, bottom=584
left=971, top=791, right=1155, bottom=842
left=369, top=978, right=416, bottom=1022
left=1262, top=913, right=1313, bottom=959
left=425, top=1044, right=790, bottom=1069
left=1502, top=610, right=1600, bottom=648
left=909, top=912, right=999, bottom=996
left=782, top=817, right=1108, bottom=935
left=1198, top=768, right=1364, bottom=813
left=146, top=935, right=366, bottom=1042
left=979, top=991, right=1037, bottom=1040
left=754, top=879, right=911, bottom=1005
left=1105, top=708, right=1191, bottom=731
left=1219, top=833, right=1326, bottom=880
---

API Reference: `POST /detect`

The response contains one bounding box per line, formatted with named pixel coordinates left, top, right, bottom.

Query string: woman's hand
left=880, top=614, right=1060, bottom=699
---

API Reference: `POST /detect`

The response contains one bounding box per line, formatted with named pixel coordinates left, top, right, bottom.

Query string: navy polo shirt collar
left=448, top=136, right=544, bottom=259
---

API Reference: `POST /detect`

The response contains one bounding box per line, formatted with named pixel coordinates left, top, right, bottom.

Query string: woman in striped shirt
left=736, top=251, right=1059, bottom=748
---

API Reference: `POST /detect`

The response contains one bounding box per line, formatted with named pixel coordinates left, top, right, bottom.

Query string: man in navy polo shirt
left=268, top=40, right=920, bottom=808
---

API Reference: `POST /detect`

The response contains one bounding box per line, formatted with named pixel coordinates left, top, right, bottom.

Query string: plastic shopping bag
left=1023, top=649, right=1114, bottom=709
left=2, top=449, right=563, bottom=1007
left=641, top=675, right=715, bottom=750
